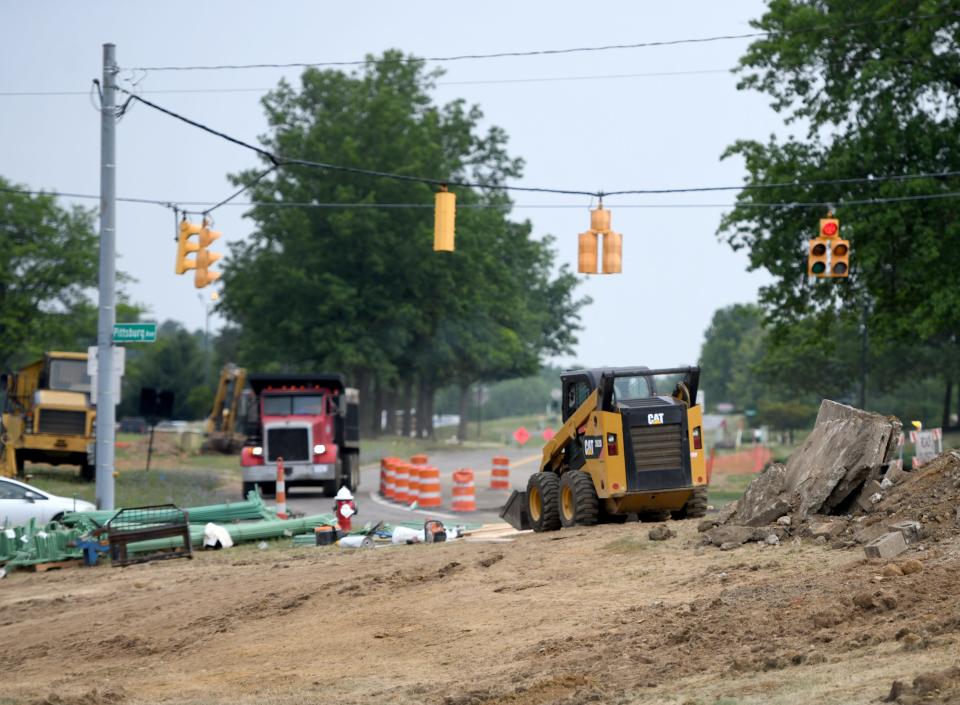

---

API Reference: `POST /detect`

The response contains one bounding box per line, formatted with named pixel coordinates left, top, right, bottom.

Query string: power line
left=5, top=185, right=960, bottom=211
left=0, top=68, right=735, bottom=97
left=120, top=11, right=960, bottom=73
left=116, top=87, right=960, bottom=200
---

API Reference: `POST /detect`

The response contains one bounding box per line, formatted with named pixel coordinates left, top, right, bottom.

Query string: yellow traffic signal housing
left=578, top=231, right=598, bottom=273
left=808, top=237, right=828, bottom=277
left=194, top=219, right=222, bottom=288
left=831, top=238, right=850, bottom=277
left=579, top=204, right=622, bottom=275
left=434, top=188, right=456, bottom=251
left=176, top=219, right=201, bottom=275
left=819, top=217, right=840, bottom=239
left=602, top=231, right=622, bottom=274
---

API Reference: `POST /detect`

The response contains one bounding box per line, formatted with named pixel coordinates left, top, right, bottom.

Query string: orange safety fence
left=707, top=445, right=773, bottom=475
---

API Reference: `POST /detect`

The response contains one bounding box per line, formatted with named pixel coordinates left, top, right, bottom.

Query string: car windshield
left=48, top=359, right=91, bottom=393
left=262, top=394, right=324, bottom=415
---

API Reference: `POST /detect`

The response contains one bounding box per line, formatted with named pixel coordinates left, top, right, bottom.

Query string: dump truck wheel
left=80, top=462, right=95, bottom=482
left=242, top=481, right=258, bottom=499
left=526, top=472, right=561, bottom=532
left=672, top=487, right=708, bottom=520
left=559, top=470, right=599, bottom=528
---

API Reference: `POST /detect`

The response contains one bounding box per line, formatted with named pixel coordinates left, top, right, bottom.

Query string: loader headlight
left=251, top=446, right=263, bottom=457
left=313, top=444, right=326, bottom=455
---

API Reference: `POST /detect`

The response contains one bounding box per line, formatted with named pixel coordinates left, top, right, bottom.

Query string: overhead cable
left=120, top=11, right=960, bottom=72
left=116, top=87, right=960, bottom=200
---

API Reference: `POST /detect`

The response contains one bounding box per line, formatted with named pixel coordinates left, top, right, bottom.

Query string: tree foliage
left=220, top=51, right=588, bottom=435
left=0, top=178, right=100, bottom=369
left=719, top=2, right=960, bottom=421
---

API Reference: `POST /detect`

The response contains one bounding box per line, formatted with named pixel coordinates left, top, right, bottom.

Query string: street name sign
left=113, top=322, right=157, bottom=343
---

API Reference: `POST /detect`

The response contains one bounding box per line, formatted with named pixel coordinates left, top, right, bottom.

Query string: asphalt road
left=284, top=445, right=542, bottom=527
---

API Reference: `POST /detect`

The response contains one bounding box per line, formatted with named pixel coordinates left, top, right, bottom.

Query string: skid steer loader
left=500, top=366, right=709, bottom=532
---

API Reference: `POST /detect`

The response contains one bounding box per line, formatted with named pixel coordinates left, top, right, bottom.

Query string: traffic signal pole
left=96, top=43, right=117, bottom=510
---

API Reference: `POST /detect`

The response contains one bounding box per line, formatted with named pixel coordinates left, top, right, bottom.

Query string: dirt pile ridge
left=2, top=515, right=959, bottom=705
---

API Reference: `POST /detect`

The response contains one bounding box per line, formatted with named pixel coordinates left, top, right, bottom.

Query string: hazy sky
left=2, top=1, right=782, bottom=370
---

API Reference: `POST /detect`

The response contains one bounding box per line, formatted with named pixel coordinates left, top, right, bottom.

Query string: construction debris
left=726, top=400, right=901, bottom=526
left=710, top=399, right=960, bottom=558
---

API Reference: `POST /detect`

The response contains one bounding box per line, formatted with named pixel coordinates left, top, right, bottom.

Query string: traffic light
left=831, top=238, right=849, bottom=277
left=578, top=204, right=622, bottom=275
left=808, top=238, right=828, bottom=277
left=434, top=187, right=456, bottom=251
left=578, top=230, right=598, bottom=273
left=819, top=217, right=839, bottom=239
left=176, top=218, right=201, bottom=275
left=194, top=218, right=222, bottom=289
left=602, top=231, right=622, bottom=274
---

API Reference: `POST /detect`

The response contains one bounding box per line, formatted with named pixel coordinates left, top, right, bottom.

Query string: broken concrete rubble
left=725, top=400, right=901, bottom=527
left=864, top=531, right=908, bottom=559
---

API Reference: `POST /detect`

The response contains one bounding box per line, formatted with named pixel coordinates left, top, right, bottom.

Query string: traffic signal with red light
left=820, top=217, right=839, bottom=239
left=194, top=219, right=222, bottom=288
left=808, top=238, right=828, bottom=277
left=176, top=218, right=201, bottom=275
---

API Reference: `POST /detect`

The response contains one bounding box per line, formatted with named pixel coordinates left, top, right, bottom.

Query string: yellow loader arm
left=540, top=389, right=600, bottom=473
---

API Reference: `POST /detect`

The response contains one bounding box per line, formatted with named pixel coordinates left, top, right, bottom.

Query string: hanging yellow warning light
left=434, top=185, right=456, bottom=252
left=578, top=202, right=622, bottom=274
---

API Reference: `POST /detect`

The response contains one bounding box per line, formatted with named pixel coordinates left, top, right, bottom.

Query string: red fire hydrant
left=334, top=487, right=357, bottom=531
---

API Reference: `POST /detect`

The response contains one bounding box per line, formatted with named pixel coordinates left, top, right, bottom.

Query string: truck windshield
left=48, top=359, right=91, bottom=393
left=262, top=395, right=324, bottom=415
left=612, top=375, right=653, bottom=401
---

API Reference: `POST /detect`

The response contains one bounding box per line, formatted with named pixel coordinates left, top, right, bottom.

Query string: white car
left=0, top=477, right=96, bottom=527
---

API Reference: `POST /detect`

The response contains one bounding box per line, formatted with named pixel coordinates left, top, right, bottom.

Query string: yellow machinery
left=501, top=366, right=709, bottom=532
left=0, top=352, right=96, bottom=479
left=203, top=364, right=248, bottom=453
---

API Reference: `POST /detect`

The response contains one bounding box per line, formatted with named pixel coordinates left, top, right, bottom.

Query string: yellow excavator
left=202, top=364, right=248, bottom=453
left=501, top=366, right=709, bottom=531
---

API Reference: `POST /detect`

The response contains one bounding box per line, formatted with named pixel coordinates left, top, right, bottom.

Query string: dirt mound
left=885, top=665, right=960, bottom=704
left=872, top=451, right=960, bottom=542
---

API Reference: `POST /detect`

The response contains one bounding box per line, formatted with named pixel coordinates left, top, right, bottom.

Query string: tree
left=0, top=178, right=98, bottom=369
left=719, top=3, right=960, bottom=418
left=698, top=304, right=765, bottom=410
left=120, top=321, right=210, bottom=420
left=220, top=51, right=588, bottom=436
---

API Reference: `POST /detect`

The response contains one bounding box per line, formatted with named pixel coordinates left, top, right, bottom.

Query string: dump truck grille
left=266, top=427, right=309, bottom=462
left=38, top=410, right=86, bottom=435
left=630, top=423, right=683, bottom=471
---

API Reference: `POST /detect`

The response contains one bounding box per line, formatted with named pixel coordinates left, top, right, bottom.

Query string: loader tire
left=559, top=470, right=599, bottom=528
left=672, top=486, right=708, bottom=520
left=527, top=472, right=561, bottom=532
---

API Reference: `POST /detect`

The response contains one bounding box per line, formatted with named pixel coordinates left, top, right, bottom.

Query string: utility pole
left=95, top=43, right=117, bottom=510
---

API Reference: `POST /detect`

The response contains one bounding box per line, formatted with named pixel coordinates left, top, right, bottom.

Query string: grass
left=708, top=473, right=756, bottom=506
left=24, top=464, right=236, bottom=509
left=602, top=535, right=650, bottom=554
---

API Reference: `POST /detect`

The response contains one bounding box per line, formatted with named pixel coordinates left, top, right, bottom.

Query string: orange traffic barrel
left=393, top=462, right=410, bottom=504
left=417, top=465, right=442, bottom=507
left=451, top=468, right=476, bottom=512
left=490, top=456, right=510, bottom=490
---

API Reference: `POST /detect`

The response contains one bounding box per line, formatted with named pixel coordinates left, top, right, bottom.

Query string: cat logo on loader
left=500, top=366, right=709, bottom=532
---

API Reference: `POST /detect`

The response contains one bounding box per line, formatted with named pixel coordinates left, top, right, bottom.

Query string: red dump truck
left=239, top=374, right=359, bottom=498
